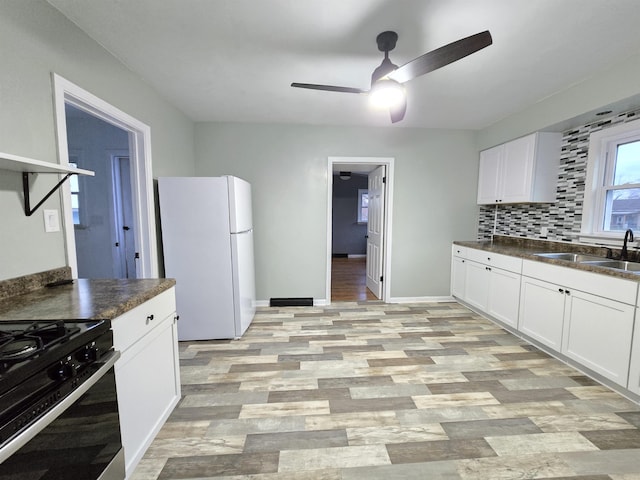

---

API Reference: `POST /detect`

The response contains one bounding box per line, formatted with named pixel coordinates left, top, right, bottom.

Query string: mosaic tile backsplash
left=478, top=108, right=640, bottom=242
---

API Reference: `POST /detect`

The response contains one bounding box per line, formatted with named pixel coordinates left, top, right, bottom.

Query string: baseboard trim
left=256, top=299, right=329, bottom=307
left=387, top=296, right=455, bottom=304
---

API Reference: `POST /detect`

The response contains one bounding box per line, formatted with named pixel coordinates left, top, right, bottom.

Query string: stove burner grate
left=0, top=321, right=80, bottom=368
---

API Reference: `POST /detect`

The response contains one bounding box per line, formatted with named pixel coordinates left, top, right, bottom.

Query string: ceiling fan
left=291, top=30, right=492, bottom=123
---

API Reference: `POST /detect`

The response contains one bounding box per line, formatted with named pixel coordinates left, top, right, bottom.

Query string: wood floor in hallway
left=331, top=256, right=377, bottom=301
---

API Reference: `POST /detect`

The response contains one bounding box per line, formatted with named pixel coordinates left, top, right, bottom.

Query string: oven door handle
left=0, top=350, right=121, bottom=463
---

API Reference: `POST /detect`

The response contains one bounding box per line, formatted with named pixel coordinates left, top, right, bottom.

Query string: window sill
left=579, top=233, right=635, bottom=248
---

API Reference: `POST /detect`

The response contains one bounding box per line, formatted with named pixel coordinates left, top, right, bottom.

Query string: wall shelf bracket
left=0, top=151, right=94, bottom=217
left=22, top=172, right=73, bottom=217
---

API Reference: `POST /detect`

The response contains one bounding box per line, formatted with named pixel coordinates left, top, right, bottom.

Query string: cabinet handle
left=146, top=314, right=155, bottom=323
left=565, top=290, right=571, bottom=295
left=558, top=288, right=564, bottom=294
left=485, top=266, right=492, bottom=271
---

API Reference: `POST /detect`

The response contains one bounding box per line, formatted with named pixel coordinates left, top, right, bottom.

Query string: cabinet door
left=563, top=291, right=634, bottom=386
left=501, top=134, right=535, bottom=203
left=464, top=260, right=490, bottom=311
left=115, top=314, right=180, bottom=477
left=487, top=267, right=521, bottom=328
left=451, top=256, right=466, bottom=299
left=477, top=145, right=503, bottom=204
left=519, top=276, right=565, bottom=350
left=629, top=308, right=640, bottom=395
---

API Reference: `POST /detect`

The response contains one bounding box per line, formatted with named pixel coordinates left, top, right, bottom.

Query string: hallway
left=331, top=257, right=377, bottom=302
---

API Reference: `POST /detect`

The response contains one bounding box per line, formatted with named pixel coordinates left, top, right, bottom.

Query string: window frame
left=581, top=119, right=640, bottom=241
left=357, top=188, right=368, bottom=224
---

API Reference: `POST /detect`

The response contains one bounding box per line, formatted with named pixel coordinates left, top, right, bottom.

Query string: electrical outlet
left=540, top=226, right=548, bottom=236
left=43, top=209, right=60, bottom=233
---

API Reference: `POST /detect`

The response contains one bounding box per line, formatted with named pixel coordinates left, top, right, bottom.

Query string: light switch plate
left=43, top=209, right=60, bottom=233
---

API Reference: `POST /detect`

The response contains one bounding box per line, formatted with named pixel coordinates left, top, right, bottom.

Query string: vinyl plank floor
left=131, top=301, right=640, bottom=480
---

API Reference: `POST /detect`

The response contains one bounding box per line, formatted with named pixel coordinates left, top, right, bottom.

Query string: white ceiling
left=47, top=0, right=640, bottom=130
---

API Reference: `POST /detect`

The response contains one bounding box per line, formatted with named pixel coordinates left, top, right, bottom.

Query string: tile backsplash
left=478, top=108, right=640, bottom=242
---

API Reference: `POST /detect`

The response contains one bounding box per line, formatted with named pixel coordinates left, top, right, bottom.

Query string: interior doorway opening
left=52, top=74, right=158, bottom=278
left=326, top=157, right=394, bottom=304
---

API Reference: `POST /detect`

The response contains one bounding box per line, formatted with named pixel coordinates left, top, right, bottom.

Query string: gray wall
left=0, top=1, right=195, bottom=281
left=194, top=122, right=479, bottom=301
left=477, top=52, right=640, bottom=150
left=332, top=173, right=368, bottom=255
left=66, top=110, right=129, bottom=278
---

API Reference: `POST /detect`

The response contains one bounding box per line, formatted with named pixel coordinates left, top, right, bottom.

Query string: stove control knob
left=76, top=346, right=99, bottom=363
left=49, top=361, right=77, bottom=381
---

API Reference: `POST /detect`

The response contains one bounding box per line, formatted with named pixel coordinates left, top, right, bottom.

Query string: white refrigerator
left=158, top=176, right=256, bottom=340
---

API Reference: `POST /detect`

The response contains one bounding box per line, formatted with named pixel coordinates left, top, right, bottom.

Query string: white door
left=111, top=156, right=137, bottom=278
left=366, top=166, right=385, bottom=298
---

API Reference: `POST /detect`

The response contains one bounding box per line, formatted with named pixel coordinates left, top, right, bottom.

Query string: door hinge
left=134, top=252, right=140, bottom=259
left=382, top=176, right=386, bottom=184
left=380, top=275, right=383, bottom=282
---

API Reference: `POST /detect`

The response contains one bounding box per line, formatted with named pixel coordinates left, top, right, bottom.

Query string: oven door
left=0, top=351, right=124, bottom=480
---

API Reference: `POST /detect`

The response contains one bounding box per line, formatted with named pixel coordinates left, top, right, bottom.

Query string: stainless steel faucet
left=622, top=228, right=634, bottom=260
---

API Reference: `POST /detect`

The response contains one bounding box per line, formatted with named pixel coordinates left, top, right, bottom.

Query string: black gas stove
left=0, top=319, right=113, bottom=450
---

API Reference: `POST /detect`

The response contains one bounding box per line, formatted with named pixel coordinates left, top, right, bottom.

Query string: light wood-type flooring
left=132, top=302, right=640, bottom=479
left=331, top=257, right=377, bottom=301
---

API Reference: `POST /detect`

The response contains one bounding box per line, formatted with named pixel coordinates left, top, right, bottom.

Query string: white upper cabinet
left=477, top=132, right=561, bottom=205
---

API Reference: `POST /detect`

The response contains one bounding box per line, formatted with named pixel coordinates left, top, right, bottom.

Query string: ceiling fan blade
left=390, top=96, right=407, bottom=123
left=291, top=82, right=367, bottom=94
left=388, top=31, right=492, bottom=84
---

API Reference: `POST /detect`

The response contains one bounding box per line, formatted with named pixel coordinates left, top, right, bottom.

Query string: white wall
left=0, top=1, right=196, bottom=280
left=194, top=122, right=479, bottom=301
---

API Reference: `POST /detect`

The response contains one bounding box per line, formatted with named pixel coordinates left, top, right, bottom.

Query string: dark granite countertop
left=0, top=276, right=176, bottom=321
left=454, top=235, right=640, bottom=281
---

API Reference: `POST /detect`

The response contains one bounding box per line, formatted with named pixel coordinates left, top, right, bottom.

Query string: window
left=68, top=159, right=81, bottom=226
left=358, top=189, right=368, bottom=223
left=582, top=119, right=640, bottom=239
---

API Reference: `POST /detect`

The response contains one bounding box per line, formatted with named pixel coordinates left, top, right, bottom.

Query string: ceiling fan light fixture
left=369, top=79, right=405, bottom=109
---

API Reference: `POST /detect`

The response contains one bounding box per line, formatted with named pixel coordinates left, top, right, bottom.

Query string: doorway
left=110, top=154, right=136, bottom=278
left=52, top=74, right=158, bottom=278
left=326, top=157, right=394, bottom=304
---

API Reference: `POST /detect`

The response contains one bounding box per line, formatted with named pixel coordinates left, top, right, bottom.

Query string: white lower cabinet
left=463, top=259, right=490, bottom=311
left=451, top=255, right=467, bottom=299
left=562, top=290, right=634, bottom=386
left=452, top=246, right=640, bottom=394
left=111, top=287, right=181, bottom=478
left=451, top=246, right=521, bottom=329
left=519, top=276, right=566, bottom=351
left=486, top=267, right=521, bottom=329
left=519, top=260, right=637, bottom=387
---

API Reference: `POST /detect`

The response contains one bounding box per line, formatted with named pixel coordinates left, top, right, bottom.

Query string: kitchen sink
left=534, top=252, right=606, bottom=262
left=581, top=260, right=640, bottom=272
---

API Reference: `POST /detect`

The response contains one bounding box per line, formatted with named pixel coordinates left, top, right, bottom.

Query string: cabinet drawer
left=452, top=244, right=467, bottom=258
left=467, top=248, right=522, bottom=273
left=112, top=287, right=177, bottom=353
